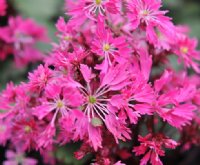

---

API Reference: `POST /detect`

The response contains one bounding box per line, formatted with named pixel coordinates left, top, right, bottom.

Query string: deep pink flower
left=133, top=134, right=178, bottom=165
left=28, top=65, right=53, bottom=92
left=55, top=17, right=75, bottom=50
left=64, top=64, right=131, bottom=145
left=109, top=76, right=154, bottom=124
left=33, top=83, right=83, bottom=122
left=37, top=125, right=56, bottom=148
left=154, top=70, right=196, bottom=129
left=128, top=0, right=175, bottom=44
left=0, top=83, right=29, bottom=119
left=91, top=18, right=130, bottom=72
left=12, top=118, right=39, bottom=150
left=173, top=35, right=200, bottom=73
left=66, top=0, right=118, bottom=24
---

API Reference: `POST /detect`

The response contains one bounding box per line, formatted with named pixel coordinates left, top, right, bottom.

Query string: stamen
left=56, top=100, right=64, bottom=108
left=88, top=95, right=97, bottom=104
left=103, top=43, right=111, bottom=51
left=95, top=0, right=102, bottom=5
left=24, top=125, right=32, bottom=133
left=180, top=47, right=188, bottom=54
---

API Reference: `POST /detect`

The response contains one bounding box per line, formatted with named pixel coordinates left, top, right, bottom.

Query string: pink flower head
left=128, top=0, right=175, bottom=44
left=12, top=117, right=39, bottom=151
left=64, top=63, right=131, bottom=145
left=0, top=82, right=19, bottom=119
left=3, top=150, right=37, bottom=165
left=173, top=35, right=200, bottom=73
left=55, top=17, right=75, bottom=50
left=92, top=18, right=130, bottom=72
left=133, top=134, right=178, bottom=165
left=154, top=70, right=196, bottom=129
left=0, top=0, right=7, bottom=16
left=28, top=65, right=53, bottom=93
left=33, top=83, right=83, bottom=123
left=66, top=0, right=118, bottom=23
left=110, top=76, right=154, bottom=124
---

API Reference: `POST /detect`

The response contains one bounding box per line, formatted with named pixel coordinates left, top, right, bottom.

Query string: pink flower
left=60, top=110, right=103, bottom=151
left=55, top=17, right=75, bottom=50
left=65, top=64, right=131, bottom=145
left=91, top=18, right=130, bottom=72
left=154, top=70, right=196, bottom=129
left=0, top=0, right=7, bottom=16
left=28, top=65, right=53, bottom=92
left=71, top=64, right=131, bottom=122
left=66, top=0, right=118, bottom=23
left=0, top=83, right=24, bottom=119
left=109, top=75, right=154, bottom=124
left=173, top=35, right=200, bottom=73
left=128, top=0, right=175, bottom=44
left=37, top=125, right=56, bottom=148
left=105, top=114, right=131, bottom=143
left=33, top=83, right=83, bottom=122
left=12, top=118, right=39, bottom=150
left=31, top=83, right=83, bottom=148
left=133, top=134, right=178, bottom=165
left=3, top=150, right=37, bottom=165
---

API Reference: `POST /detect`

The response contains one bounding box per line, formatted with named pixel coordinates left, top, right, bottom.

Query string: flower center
left=103, top=43, right=111, bottom=51
left=24, top=125, right=32, bottom=133
left=95, top=0, right=102, bottom=5
left=56, top=100, right=64, bottom=108
left=140, top=10, right=149, bottom=16
left=88, top=96, right=97, bottom=104
left=180, top=46, right=188, bottom=54
left=64, top=35, right=72, bottom=41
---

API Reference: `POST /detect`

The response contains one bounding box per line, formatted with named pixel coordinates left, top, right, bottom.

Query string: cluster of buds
left=0, top=0, right=200, bottom=165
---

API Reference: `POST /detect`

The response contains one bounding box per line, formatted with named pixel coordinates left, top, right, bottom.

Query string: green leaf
left=12, top=0, right=64, bottom=20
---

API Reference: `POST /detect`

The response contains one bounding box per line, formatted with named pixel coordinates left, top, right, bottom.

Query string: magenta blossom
left=128, top=0, right=175, bottom=44
left=133, top=134, right=178, bottom=165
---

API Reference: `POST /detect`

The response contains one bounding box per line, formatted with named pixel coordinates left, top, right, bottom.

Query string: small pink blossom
left=173, top=35, right=200, bottom=73
left=91, top=18, right=130, bottom=72
left=133, top=134, right=178, bottom=165
left=128, top=0, right=175, bottom=44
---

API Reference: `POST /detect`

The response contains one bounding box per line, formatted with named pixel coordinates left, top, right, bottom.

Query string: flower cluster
left=0, top=0, right=200, bottom=164
left=0, top=1, right=48, bottom=67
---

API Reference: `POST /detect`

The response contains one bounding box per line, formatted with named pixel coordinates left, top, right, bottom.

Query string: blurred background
left=0, top=0, right=200, bottom=164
